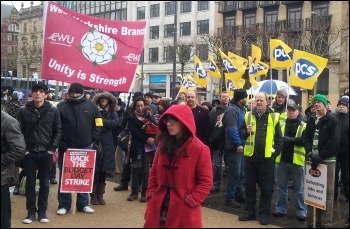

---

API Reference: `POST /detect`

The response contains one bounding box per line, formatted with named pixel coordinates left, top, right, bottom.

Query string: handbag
left=92, top=142, right=103, bottom=159
left=118, top=127, right=132, bottom=153
left=52, top=150, right=58, bottom=163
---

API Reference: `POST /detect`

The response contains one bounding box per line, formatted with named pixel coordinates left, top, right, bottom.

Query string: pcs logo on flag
left=222, top=59, right=238, bottom=73
left=294, top=59, right=318, bottom=79
left=273, top=45, right=290, bottom=61
left=195, top=64, right=207, bottom=78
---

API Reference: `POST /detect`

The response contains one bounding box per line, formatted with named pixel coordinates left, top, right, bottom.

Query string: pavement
left=9, top=169, right=347, bottom=228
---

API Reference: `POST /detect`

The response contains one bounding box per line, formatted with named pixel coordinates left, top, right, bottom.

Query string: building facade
left=1, top=4, right=19, bottom=81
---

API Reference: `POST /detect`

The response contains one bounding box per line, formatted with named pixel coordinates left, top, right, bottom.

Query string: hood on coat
left=92, top=92, right=117, bottom=110
left=158, top=104, right=196, bottom=138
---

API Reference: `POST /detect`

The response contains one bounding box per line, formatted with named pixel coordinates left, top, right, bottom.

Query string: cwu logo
left=195, top=64, right=207, bottom=79
left=222, top=59, right=238, bottom=73
left=273, top=45, right=289, bottom=61
left=294, top=59, right=319, bottom=79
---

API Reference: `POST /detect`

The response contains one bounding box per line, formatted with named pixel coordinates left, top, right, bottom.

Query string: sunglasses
left=163, top=116, right=178, bottom=125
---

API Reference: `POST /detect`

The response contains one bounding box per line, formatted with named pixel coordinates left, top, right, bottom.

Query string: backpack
left=209, top=108, right=227, bottom=151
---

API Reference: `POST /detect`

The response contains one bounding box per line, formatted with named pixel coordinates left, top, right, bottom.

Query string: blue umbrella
left=247, top=80, right=298, bottom=96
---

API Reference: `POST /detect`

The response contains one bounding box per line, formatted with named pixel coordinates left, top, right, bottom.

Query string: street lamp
left=171, top=1, right=178, bottom=100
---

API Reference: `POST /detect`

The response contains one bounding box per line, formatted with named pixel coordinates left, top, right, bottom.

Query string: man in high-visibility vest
left=238, top=92, right=283, bottom=225
left=272, top=99, right=307, bottom=221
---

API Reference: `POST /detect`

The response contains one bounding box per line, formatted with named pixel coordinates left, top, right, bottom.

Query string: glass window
left=265, top=10, right=278, bottom=33
left=244, top=12, right=256, bottom=28
left=287, top=6, right=302, bottom=30
left=8, top=23, right=18, bottom=32
left=164, top=24, right=175, bottom=38
left=137, top=6, right=145, bottom=20
left=197, top=20, right=209, bottom=35
left=23, top=23, right=27, bottom=33
left=165, top=1, right=176, bottom=16
left=180, top=22, right=191, bottom=36
left=196, top=44, right=208, bottom=60
left=198, top=1, right=209, bottom=11
left=164, top=46, right=174, bottom=63
left=150, top=4, right=160, bottom=18
left=149, top=47, right=159, bottom=63
left=181, top=1, right=191, bottom=13
left=150, top=26, right=159, bottom=39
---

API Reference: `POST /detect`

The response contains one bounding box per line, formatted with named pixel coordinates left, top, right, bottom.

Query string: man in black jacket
left=304, top=94, right=340, bottom=228
left=17, top=83, right=62, bottom=224
left=1, top=111, right=26, bottom=228
left=56, top=82, right=102, bottom=216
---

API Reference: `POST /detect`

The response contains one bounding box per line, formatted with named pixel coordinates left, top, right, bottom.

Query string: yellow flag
left=178, top=75, right=198, bottom=94
left=290, top=49, right=328, bottom=90
left=248, top=56, right=259, bottom=87
left=225, top=74, right=246, bottom=97
left=219, top=49, right=244, bottom=80
left=208, top=55, right=221, bottom=78
left=134, top=68, right=141, bottom=80
left=257, top=61, right=269, bottom=77
left=193, top=55, right=207, bottom=87
left=227, top=51, right=247, bottom=73
left=270, top=39, right=292, bottom=69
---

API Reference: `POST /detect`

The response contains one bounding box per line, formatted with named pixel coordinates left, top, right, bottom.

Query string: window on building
left=23, top=23, right=27, bottom=33
left=180, top=22, right=191, bottom=36
left=265, top=9, right=278, bottom=32
left=32, top=40, right=37, bottom=50
left=8, top=23, right=18, bottom=32
left=287, top=6, right=302, bottom=30
left=197, top=20, right=209, bottom=35
left=244, top=12, right=256, bottom=28
left=137, top=6, right=145, bottom=20
left=149, top=47, right=159, bottom=63
left=150, top=4, right=160, bottom=18
left=196, top=44, right=208, bottom=60
left=198, top=1, right=209, bottom=11
left=165, top=1, right=176, bottom=16
left=181, top=1, right=191, bottom=13
left=164, top=46, right=174, bottom=63
left=33, top=22, right=37, bottom=32
left=150, top=26, right=159, bottom=39
left=164, top=24, right=175, bottom=38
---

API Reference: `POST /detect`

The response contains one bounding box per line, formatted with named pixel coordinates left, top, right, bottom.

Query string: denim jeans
left=316, top=160, right=336, bottom=227
left=224, top=150, right=244, bottom=201
left=212, top=149, right=224, bottom=189
left=57, top=145, right=91, bottom=211
left=275, top=161, right=307, bottom=217
left=24, top=151, right=52, bottom=214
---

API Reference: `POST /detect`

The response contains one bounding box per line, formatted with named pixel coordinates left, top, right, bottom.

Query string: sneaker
left=225, top=199, right=241, bottom=208
left=57, top=208, right=68, bottom=215
left=23, top=214, right=35, bottom=224
left=38, top=212, right=49, bottom=223
left=81, top=206, right=94, bottom=214
left=50, top=179, right=57, bottom=184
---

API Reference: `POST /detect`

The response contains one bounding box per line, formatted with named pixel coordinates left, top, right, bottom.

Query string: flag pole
left=286, top=68, right=290, bottom=111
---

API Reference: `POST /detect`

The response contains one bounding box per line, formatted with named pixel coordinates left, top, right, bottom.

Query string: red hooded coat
left=143, top=105, right=212, bottom=228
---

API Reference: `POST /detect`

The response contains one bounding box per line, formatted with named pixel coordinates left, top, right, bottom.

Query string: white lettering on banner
left=89, top=74, right=127, bottom=87
left=64, top=179, right=90, bottom=185
left=48, top=59, right=75, bottom=78
left=121, top=27, right=146, bottom=36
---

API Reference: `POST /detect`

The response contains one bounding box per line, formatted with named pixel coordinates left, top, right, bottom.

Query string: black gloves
left=272, top=151, right=280, bottom=160
left=309, top=154, right=322, bottom=170
left=283, top=136, right=295, bottom=143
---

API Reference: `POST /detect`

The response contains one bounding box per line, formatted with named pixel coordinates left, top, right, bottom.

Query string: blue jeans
left=224, top=150, right=244, bottom=201
left=57, top=145, right=91, bottom=211
left=24, top=151, right=52, bottom=214
left=212, top=149, right=224, bottom=189
left=275, top=161, right=307, bottom=217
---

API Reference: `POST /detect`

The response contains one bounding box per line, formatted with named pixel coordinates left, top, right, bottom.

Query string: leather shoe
left=50, top=179, right=57, bottom=184
left=260, top=214, right=269, bottom=225
left=239, top=213, right=256, bottom=221
left=272, top=211, right=286, bottom=217
left=114, top=184, right=128, bottom=191
left=297, top=216, right=306, bottom=221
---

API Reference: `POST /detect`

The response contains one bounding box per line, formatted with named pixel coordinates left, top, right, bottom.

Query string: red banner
left=42, top=1, right=146, bottom=92
left=60, top=149, right=96, bottom=193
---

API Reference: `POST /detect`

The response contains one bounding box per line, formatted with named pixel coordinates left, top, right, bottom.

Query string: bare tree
left=18, top=36, right=42, bottom=91
left=163, top=37, right=197, bottom=78
left=6, top=49, right=18, bottom=87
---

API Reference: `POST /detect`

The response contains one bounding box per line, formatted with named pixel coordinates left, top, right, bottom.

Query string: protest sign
left=60, top=149, right=96, bottom=193
left=304, top=161, right=327, bottom=210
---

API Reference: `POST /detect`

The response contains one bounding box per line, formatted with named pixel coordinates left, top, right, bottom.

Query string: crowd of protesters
left=1, top=84, right=349, bottom=228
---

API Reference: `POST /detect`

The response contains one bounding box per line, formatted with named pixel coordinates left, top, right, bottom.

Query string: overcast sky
left=1, top=1, right=41, bottom=11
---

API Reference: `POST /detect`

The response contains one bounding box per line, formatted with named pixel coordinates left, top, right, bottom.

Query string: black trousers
left=244, top=156, right=274, bottom=216
left=335, top=153, right=349, bottom=201
left=1, top=184, right=11, bottom=228
left=120, top=163, right=131, bottom=186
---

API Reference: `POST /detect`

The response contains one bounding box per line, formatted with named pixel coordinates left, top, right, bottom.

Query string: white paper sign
left=304, top=161, right=327, bottom=210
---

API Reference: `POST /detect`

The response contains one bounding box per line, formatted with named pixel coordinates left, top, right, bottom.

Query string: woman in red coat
left=144, top=104, right=212, bottom=228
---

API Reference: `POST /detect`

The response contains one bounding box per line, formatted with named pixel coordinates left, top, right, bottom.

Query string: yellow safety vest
left=276, top=122, right=306, bottom=166
left=279, top=111, right=287, bottom=129
left=244, top=112, right=280, bottom=158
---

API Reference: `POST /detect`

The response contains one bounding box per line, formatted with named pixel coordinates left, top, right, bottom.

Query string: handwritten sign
left=304, top=161, right=327, bottom=210
left=60, top=149, right=96, bottom=193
